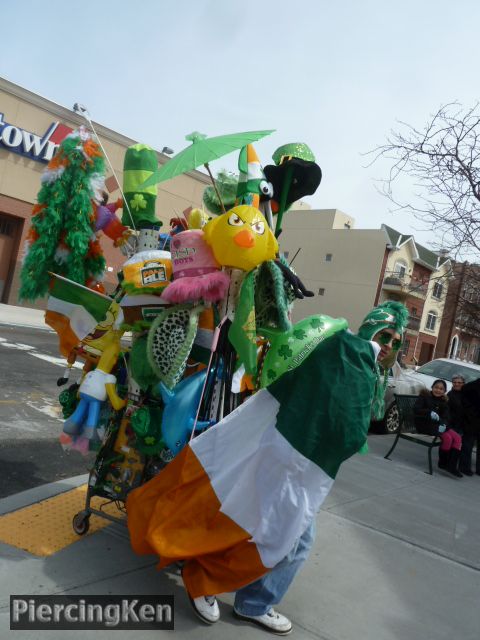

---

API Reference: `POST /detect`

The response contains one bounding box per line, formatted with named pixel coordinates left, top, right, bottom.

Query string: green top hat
left=122, top=144, right=160, bottom=229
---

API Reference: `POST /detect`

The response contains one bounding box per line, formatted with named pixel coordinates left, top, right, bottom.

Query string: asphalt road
left=0, top=325, right=94, bottom=498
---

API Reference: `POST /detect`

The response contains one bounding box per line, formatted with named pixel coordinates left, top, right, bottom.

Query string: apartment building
left=281, top=211, right=451, bottom=366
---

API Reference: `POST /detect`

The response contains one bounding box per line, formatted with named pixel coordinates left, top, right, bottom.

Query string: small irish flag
left=45, top=274, right=113, bottom=356
left=127, top=330, right=376, bottom=598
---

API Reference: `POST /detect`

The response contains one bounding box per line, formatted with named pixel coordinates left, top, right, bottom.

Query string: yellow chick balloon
left=203, top=205, right=278, bottom=271
left=187, top=207, right=210, bottom=229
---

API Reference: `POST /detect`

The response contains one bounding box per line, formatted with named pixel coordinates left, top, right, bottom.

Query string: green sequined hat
left=272, top=143, right=316, bottom=165
left=263, top=142, right=322, bottom=209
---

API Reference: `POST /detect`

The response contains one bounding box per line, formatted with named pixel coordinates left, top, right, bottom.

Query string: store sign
left=0, top=114, right=71, bottom=163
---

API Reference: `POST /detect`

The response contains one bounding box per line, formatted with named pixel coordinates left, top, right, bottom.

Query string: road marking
left=12, top=343, right=35, bottom=350
left=0, top=338, right=84, bottom=369
left=28, top=352, right=83, bottom=369
left=25, top=401, right=63, bottom=421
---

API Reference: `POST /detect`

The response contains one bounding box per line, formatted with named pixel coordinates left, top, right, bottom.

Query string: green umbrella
left=141, top=130, right=275, bottom=213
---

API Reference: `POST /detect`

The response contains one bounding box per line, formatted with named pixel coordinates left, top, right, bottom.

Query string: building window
left=325, top=253, right=332, bottom=262
left=425, top=311, right=437, bottom=331
left=401, top=338, right=411, bottom=357
left=394, top=260, right=407, bottom=278
left=449, top=335, right=459, bottom=359
left=432, top=281, right=443, bottom=299
left=0, top=218, right=13, bottom=236
left=318, top=288, right=325, bottom=296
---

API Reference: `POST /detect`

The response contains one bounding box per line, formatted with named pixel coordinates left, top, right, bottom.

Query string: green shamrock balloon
left=259, top=314, right=348, bottom=387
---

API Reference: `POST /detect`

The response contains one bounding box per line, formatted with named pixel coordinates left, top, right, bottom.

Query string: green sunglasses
left=377, top=331, right=402, bottom=351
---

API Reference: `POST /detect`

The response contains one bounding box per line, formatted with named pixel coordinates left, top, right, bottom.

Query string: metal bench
left=384, top=394, right=441, bottom=475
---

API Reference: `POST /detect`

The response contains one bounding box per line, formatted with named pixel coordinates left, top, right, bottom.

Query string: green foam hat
left=122, top=144, right=160, bottom=229
left=357, top=301, right=409, bottom=342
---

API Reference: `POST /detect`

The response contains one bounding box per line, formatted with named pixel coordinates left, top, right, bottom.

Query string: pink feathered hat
left=161, top=230, right=230, bottom=304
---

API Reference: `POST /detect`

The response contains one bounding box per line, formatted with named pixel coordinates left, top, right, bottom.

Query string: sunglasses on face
left=377, top=331, right=402, bottom=351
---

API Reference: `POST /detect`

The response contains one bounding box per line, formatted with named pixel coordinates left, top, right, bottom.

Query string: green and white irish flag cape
left=127, top=329, right=377, bottom=598
left=45, top=274, right=113, bottom=356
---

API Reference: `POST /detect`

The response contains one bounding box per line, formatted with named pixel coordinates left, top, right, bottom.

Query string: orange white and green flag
left=127, top=330, right=376, bottom=598
left=45, top=274, right=112, bottom=356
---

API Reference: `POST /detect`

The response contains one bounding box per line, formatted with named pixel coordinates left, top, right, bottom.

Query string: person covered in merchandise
left=414, top=379, right=463, bottom=477
left=126, top=301, right=409, bottom=635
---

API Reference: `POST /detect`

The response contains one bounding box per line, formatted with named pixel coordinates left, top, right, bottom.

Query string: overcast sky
left=1, top=0, right=479, bottom=250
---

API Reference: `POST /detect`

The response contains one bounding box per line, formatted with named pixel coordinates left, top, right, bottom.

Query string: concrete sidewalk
left=0, top=303, right=50, bottom=331
left=0, top=436, right=479, bottom=639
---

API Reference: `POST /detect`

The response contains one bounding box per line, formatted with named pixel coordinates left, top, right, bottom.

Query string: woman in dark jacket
left=414, top=379, right=462, bottom=477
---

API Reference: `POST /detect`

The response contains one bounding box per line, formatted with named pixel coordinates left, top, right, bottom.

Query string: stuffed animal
left=203, top=205, right=278, bottom=272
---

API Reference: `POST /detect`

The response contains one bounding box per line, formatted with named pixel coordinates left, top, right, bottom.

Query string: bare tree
left=369, top=102, right=480, bottom=258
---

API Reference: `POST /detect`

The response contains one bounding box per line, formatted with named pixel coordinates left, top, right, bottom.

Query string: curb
left=0, top=474, right=89, bottom=517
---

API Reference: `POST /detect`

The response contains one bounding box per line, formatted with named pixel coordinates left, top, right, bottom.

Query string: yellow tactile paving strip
left=0, top=485, right=125, bottom=556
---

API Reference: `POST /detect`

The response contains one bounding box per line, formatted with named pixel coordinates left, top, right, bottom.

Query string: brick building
left=436, top=261, right=480, bottom=364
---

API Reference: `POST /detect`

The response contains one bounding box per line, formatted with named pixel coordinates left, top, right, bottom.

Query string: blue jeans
left=234, top=518, right=316, bottom=616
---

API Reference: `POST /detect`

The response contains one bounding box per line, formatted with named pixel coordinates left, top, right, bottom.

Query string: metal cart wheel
left=72, top=511, right=91, bottom=535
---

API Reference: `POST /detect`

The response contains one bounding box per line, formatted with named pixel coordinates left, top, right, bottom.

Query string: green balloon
left=259, top=315, right=348, bottom=387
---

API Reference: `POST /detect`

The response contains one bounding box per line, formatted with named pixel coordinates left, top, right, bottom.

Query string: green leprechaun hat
left=264, top=142, right=322, bottom=209
left=122, top=144, right=160, bottom=229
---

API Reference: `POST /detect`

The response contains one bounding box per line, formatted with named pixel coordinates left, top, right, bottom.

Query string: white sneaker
left=233, top=607, right=292, bottom=635
left=189, top=595, right=220, bottom=624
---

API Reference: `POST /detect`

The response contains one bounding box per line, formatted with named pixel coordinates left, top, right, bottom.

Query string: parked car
left=371, top=362, right=425, bottom=434
left=373, top=358, right=480, bottom=434
left=404, top=358, right=480, bottom=391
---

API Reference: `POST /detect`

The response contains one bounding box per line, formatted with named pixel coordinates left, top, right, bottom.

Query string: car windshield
left=416, top=360, right=480, bottom=383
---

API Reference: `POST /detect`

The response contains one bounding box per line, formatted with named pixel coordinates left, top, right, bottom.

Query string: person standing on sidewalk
left=460, top=377, right=480, bottom=476
left=447, top=374, right=473, bottom=476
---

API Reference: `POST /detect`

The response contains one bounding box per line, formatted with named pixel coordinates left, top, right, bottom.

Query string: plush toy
left=236, top=144, right=273, bottom=208
left=264, top=142, right=322, bottom=237
left=203, top=205, right=278, bottom=272
left=161, top=230, right=230, bottom=304
left=147, top=304, right=206, bottom=389
left=62, top=328, right=126, bottom=441
left=157, top=369, right=214, bottom=456
left=203, top=170, right=238, bottom=215
left=95, top=195, right=131, bottom=246
left=187, top=207, right=211, bottom=229
left=122, top=143, right=160, bottom=229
